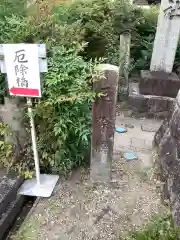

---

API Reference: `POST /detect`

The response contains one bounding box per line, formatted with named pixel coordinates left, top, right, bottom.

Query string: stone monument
left=90, top=64, right=119, bottom=182
left=129, top=0, right=180, bottom=118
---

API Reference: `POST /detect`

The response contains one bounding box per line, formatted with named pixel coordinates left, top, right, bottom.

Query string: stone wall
left=154, top=90, right=180, bottom=225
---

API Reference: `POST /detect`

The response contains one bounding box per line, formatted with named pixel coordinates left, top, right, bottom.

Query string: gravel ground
left=13, top=114, right=166, bottom=240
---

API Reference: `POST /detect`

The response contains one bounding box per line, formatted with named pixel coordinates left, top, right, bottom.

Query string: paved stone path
left=13, top=115, right=166, bottom=240
left=114, top=116, right=162, bottom=170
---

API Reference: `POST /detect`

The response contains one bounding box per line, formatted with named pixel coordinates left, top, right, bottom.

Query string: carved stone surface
left=139, top=70, right=180, bottom=97
left=90, top=64, right=119, bottom=182
left=154, top=90, right=180, bottom=225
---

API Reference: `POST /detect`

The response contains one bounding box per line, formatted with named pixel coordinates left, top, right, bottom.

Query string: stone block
left=139, top=70, right=180, bottom=98
left=0, top=195, right=25, bottom=240
left=0, top=173, right=23, bottom=216
left=0, top=172, right=25, bottom=240
left=128, top=94, right=174, bottom=119
left=128, top=82, right=175, bottom=119
left=141, top=124, right=160, bottom=132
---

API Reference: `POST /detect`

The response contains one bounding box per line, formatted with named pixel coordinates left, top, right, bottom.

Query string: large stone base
left=139, top=70, right=180, bottom=98
left=128, top=83, right=175, bottom=119
left=154, top=90, right=180, bottom=225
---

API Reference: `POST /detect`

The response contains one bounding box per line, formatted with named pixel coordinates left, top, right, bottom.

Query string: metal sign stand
left=18, top=98, right=59, bottom=197
left=1, top=44, right=59, bottom=198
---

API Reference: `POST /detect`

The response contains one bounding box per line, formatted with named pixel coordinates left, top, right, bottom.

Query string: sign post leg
left=18, top=97, right=59, bottom=197
left=27, top=97, right=40, bottom=185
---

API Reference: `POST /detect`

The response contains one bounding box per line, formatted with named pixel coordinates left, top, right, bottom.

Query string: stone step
left=0, top=173, right=24, bottom=216
left=128, top=82, right=175, bottom=119
left=0, top=195, right=26, bottom=240
left=139, top=70, right=180, bottom=98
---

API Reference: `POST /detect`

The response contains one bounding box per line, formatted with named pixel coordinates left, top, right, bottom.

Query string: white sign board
left=3, top=44, right=41, bottom=97
left=150, top=0, right=180, bottom=73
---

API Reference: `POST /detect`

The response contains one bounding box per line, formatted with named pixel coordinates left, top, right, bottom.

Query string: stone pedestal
left=128, top=83, right=174, bottom=119
left=127, top=70, right=180, bottom=118
left=139, top=70, right=180, bottom=98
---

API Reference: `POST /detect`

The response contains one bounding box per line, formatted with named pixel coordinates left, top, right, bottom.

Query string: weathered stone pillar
left=90, top=64, right=119, bottom=182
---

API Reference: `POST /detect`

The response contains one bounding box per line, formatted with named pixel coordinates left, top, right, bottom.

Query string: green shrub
left=51, top=0, right=158, bottom=69
left=126, top=214, right=180, bottom=240
left=0, top=0, right=27, bottom=19
left=0, top=1, right=98, bottom=175
left=0, top=44, right=97, bottom=176
left=52, top=0, right=139, bottom=61
left=33, top=45, right=97, bottom=174
left=131, top=7, right=158, bottom=72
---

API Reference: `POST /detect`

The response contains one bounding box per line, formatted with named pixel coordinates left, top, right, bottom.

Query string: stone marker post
left=139, top=0, right=180, bottom=99
left=119, top=34, right=131, bottom=93
left=90, top=64, right=119, bottom=182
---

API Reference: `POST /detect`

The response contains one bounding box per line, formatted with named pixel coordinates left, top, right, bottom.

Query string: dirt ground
left=13, top=114, right=166, bottom=240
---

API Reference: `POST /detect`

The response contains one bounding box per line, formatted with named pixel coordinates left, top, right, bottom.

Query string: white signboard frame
left=1, top=43, right=59, bottom=198
left=3, top=44, right=41, bottom=97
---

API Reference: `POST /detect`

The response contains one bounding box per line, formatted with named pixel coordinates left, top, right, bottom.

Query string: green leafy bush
left=126, top=214, right=180, bottom=240
left=0, top=121, right=34, bottom=178
left=33, top=45, right=97, bottom=174
left=0, top=0, right=98, bottom=175
left=51, top=0, right=157, bottom=68
left=131, top=7, right=158, bottom=72
left=52, top=0, right=139, bottom=61
left=0, top=15, right=36, bottom=102
left=0, top=44, right=97, bottom=175
left=0, top=0, right=26, bottom=20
